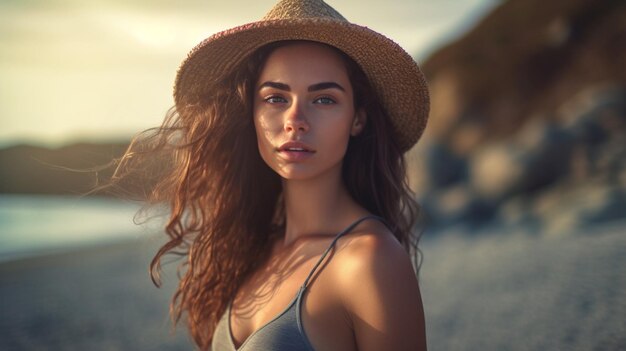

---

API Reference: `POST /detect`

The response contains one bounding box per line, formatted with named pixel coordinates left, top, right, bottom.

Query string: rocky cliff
left=411, top=0, right=626, bottom=234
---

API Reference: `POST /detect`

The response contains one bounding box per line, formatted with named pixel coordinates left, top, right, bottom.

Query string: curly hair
left=109, top=40, right=421, bottom=350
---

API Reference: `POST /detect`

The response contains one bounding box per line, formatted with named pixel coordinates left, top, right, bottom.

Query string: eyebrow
left=258, top=81, right=346, bottom=92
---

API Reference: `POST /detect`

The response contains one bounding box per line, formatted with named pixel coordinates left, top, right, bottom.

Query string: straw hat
left=174, top=0, right=429, bottom=152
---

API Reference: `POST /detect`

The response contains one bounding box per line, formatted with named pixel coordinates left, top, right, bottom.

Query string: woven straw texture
left=174, top=0, right=429, bottom=152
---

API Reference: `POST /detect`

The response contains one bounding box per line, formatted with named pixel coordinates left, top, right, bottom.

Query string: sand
left=420, top=221, right=626, bottom=351
left=0, top=238, right=192, bottom=350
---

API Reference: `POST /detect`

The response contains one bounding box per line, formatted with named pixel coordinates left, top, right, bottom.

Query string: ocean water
left=0, top=195, right=152, bottom=262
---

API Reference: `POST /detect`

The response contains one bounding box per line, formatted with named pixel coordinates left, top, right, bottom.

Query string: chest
left=227, top=248, right=357, bottom=351
left=230, top=254, right=314, bottom=337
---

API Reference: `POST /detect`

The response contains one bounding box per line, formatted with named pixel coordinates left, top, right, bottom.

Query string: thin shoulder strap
left=300, top=215, right=387, bottom=290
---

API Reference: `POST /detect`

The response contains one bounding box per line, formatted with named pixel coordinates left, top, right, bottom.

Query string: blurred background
left=1, top=0, right=625, bottom=350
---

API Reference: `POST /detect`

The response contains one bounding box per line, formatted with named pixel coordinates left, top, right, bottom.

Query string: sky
left=0, top=0, right=500, bottom=147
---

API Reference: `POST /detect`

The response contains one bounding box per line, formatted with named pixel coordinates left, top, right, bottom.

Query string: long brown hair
left=110, top=40, right=421, bottom=350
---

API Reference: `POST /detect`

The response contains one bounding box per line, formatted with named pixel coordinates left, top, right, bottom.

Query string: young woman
left=115, top=0, right=429, bottom=350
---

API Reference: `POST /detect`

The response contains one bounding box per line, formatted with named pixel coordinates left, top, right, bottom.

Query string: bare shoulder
left=332, top=220, right=427, bottom=351
left=334, top=220, right=415, bottom=280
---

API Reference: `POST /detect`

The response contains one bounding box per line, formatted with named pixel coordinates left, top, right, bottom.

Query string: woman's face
left=253, top=42, right=365, bottom=181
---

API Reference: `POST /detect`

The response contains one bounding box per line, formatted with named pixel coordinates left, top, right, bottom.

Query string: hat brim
left=174, top=18, right=429, bottom=152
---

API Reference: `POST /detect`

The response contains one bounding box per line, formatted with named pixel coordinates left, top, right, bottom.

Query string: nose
left=284, top=103, right=309, bottom=133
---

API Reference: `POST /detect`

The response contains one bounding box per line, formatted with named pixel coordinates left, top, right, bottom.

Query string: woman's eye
left=265, top=96, right=287, bottom=104
left=314, top=97, right=336, bottom=104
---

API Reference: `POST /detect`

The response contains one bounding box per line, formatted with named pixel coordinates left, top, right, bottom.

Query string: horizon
left=0, top=0, right=500, bottom=148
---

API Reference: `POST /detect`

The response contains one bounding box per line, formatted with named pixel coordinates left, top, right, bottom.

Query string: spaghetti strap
left=300, top=215, right=386, bottom=290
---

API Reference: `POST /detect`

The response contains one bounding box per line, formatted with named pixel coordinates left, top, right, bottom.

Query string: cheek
left=318, top=112, right=354, bottom=149
left=253, top=114, right=276, bottom=163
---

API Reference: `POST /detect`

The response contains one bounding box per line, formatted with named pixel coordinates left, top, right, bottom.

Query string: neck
left=280, top=169, right=367, bottom=247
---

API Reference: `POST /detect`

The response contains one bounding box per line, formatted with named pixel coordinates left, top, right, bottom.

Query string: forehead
left=257, top=42, right=350, bottom=84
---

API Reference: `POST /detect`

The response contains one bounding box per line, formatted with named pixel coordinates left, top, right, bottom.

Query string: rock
left=425, top=142, right=468, bottom=189
left=420, top=185, right=497, bottom=229
left=469, top=143, right=524, bottom=200
left=413, top=0, right=626, bottom=233
left=518, top=122, right=575, bottom=194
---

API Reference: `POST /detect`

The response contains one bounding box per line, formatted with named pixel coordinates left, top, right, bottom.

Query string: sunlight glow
left=0, top=0, right=499, bottom=146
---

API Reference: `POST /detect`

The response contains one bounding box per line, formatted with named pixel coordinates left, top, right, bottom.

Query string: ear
left=350, top=108, right=367, bottom=136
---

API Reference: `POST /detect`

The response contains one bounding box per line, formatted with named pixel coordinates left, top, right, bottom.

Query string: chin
left=275, top=168, right=317, bottom=181
left=273, top=162, right=342, bottom=182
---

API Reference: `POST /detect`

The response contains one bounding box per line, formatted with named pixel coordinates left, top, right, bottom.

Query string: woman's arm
left=339, top=233, right=427, bottom=351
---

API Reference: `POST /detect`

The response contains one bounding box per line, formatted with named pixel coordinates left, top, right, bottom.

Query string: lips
left=277, top=141, right=315, bottom=162
left=277, top=141, right=315, bottom=153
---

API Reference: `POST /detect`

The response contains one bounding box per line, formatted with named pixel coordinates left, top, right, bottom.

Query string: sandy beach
left=1, top=221, right=625, bottom=350
left=0, top=238, right=193, bottom=350
left=419, top=221, right=626, bottom=351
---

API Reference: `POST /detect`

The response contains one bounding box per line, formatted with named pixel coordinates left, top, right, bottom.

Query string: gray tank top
left=211, top=215, right=386, bottom=351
